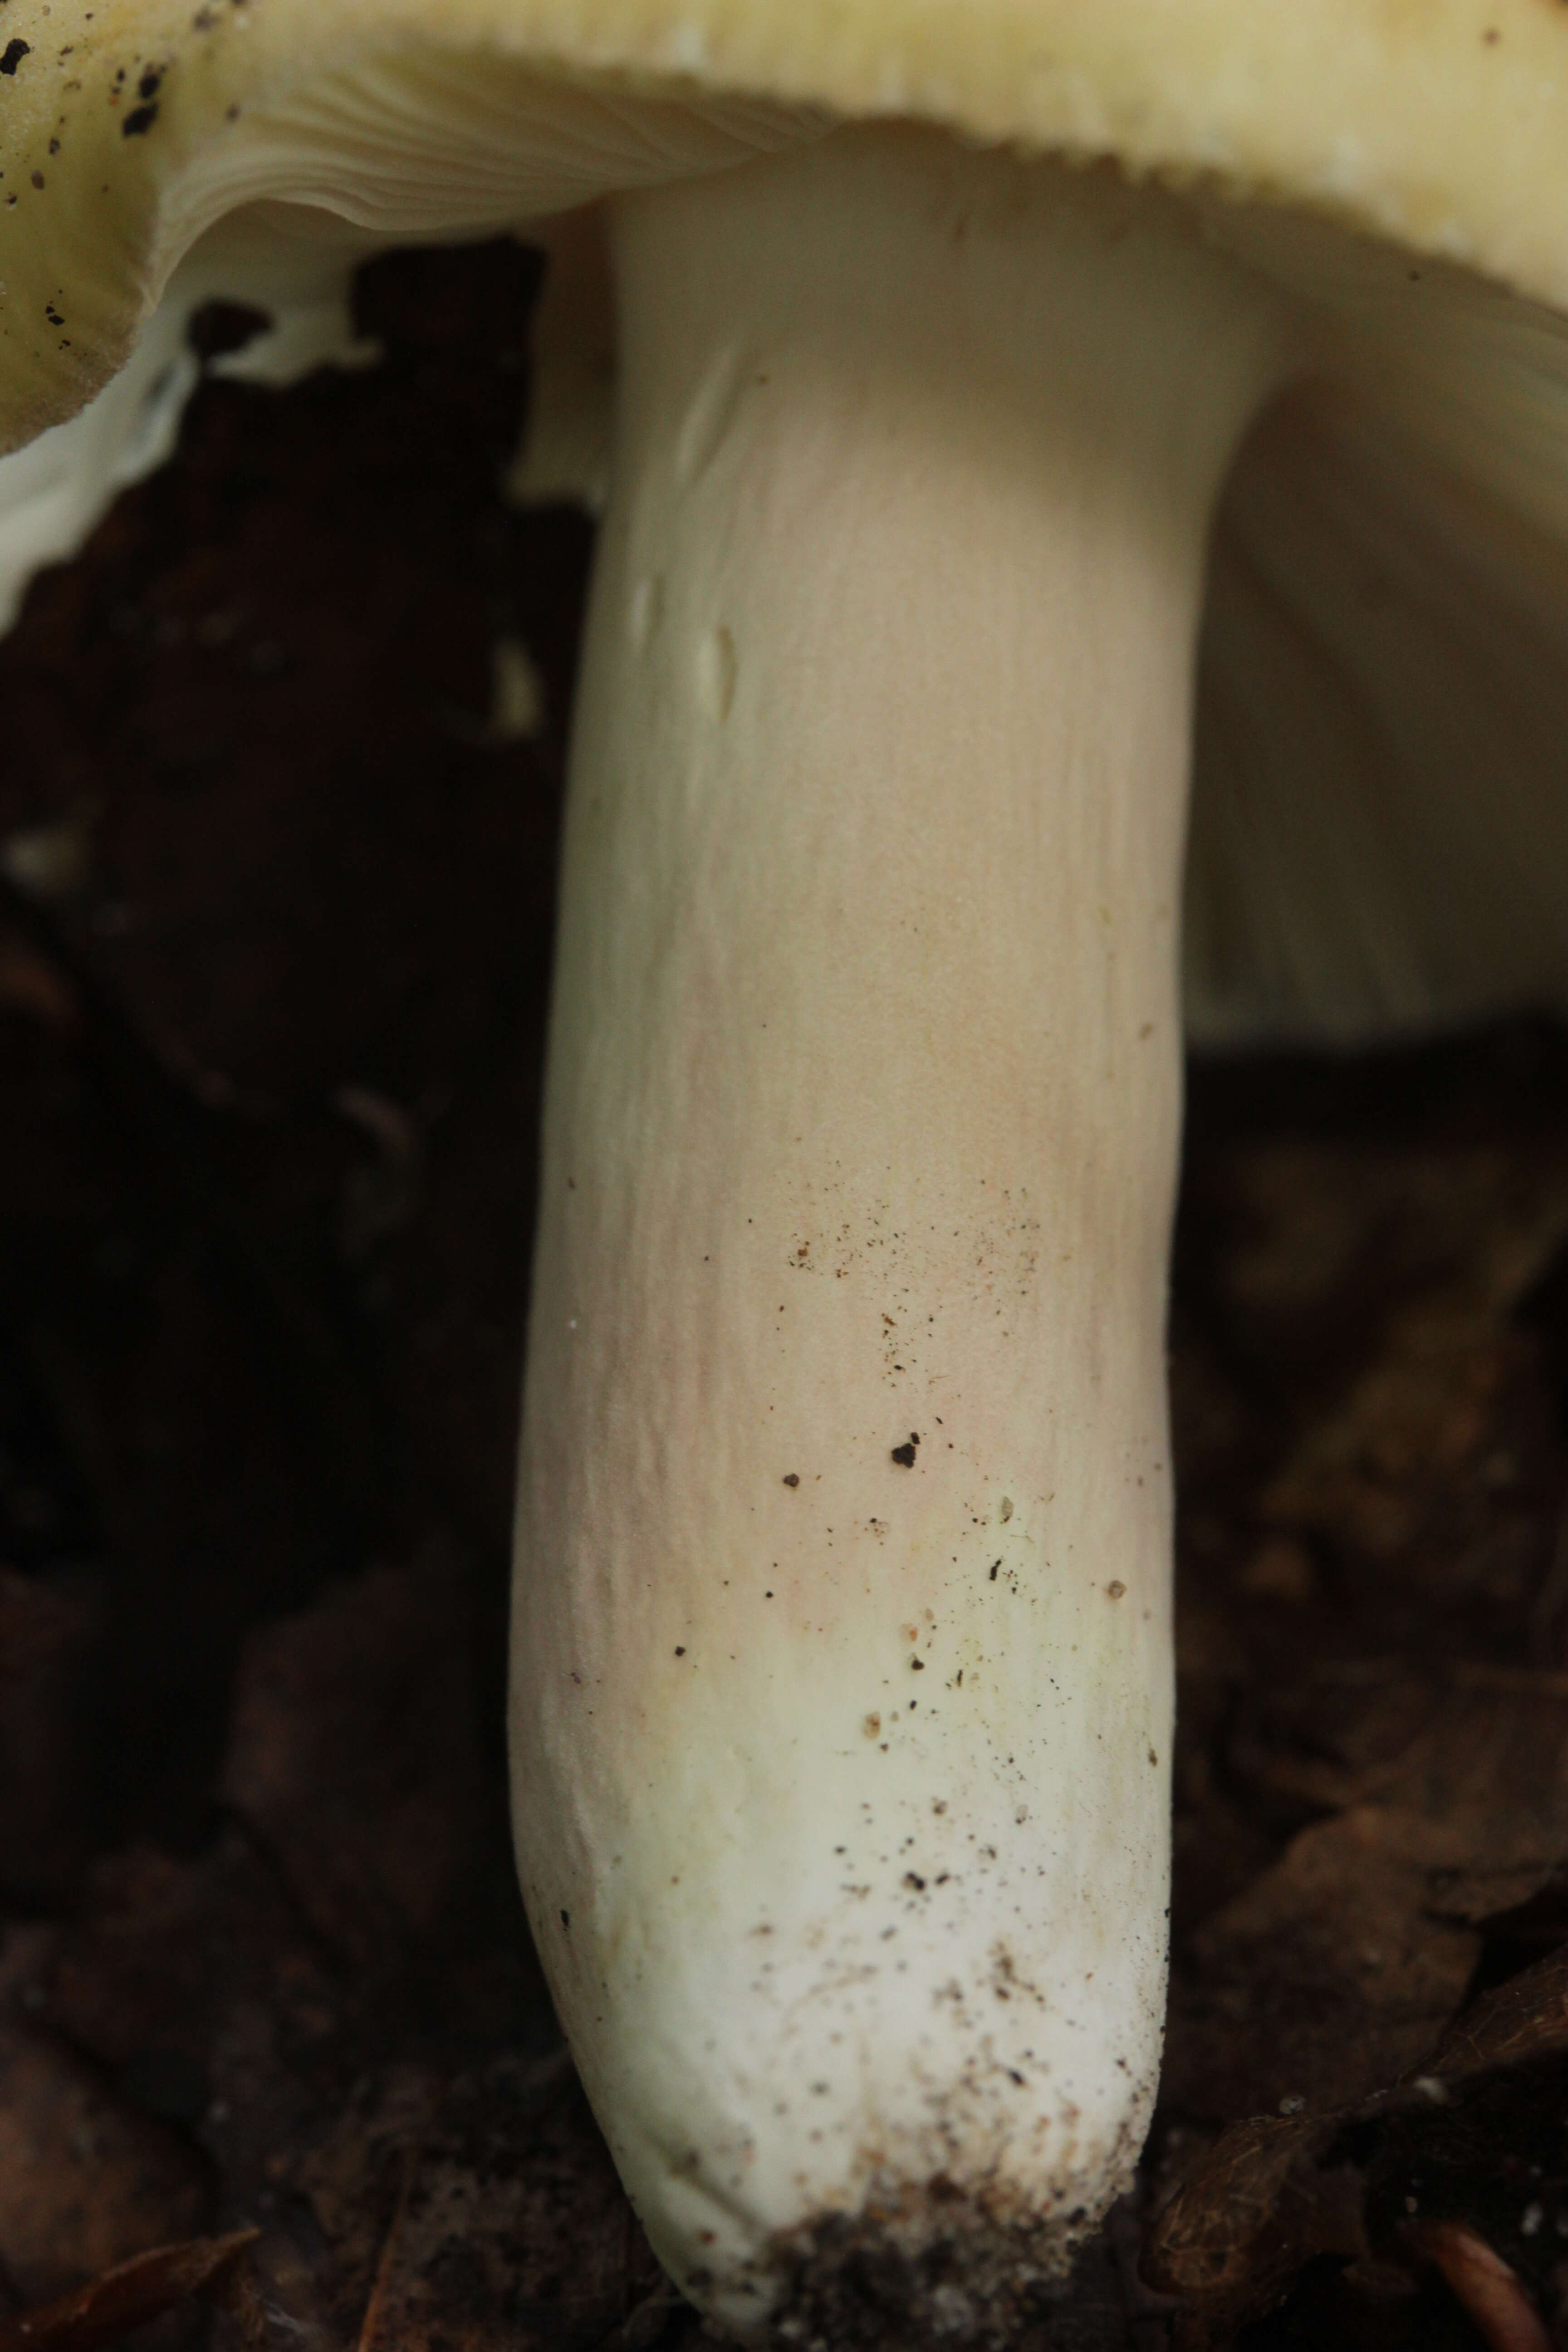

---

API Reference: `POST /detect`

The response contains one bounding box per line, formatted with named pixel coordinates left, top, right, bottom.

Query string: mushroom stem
left=511, top=128, right=1285, bottom=2346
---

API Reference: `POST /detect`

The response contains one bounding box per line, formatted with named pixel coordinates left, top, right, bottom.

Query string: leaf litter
left=2, top=246, right=1568, bottom=2351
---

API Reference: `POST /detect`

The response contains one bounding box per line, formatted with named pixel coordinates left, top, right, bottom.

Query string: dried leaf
left=1165, top=1806, right=1482, bottom=2120
left=1430, top=1941, right=1568, bottom=2083
left=1148, top=1945, right=1568, bottom=2338
left=1145, top=2114, right=1361, bottom=2311
left=0, top=2230, right=255, bottom=2352
left=1166, top=1667, right=1568, bottom=2122
left=298, top=2054, right=663, bottom=2352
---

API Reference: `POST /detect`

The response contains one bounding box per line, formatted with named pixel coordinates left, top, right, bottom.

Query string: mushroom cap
left=5, top=0, right=1568, bottom=407
left=4, top=3, right=1568, bottom=1027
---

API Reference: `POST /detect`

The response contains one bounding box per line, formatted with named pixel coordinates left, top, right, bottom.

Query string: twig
left=1402, top=2220, right=1553, bottom=2352
left=354, top=2144, right=419, bottom=2352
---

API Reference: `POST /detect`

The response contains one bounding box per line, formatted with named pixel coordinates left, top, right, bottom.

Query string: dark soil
left=0, top=239, right=1566, bottom=2352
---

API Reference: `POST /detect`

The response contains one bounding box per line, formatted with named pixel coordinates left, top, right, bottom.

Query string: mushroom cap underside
left=0, top=2, right=1567, bottom=1039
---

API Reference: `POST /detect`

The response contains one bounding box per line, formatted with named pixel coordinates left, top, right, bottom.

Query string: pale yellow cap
left=0, top=0, right=1566, bottom=434
left=1, top=0, right=1568, bottom=1038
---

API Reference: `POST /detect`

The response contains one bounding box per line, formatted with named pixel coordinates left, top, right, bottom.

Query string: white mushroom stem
left=511, top=128, right=1287, bottom=2346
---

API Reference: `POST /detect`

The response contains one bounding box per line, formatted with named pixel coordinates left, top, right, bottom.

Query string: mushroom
left=6, top=5, right=1568, bottom=2344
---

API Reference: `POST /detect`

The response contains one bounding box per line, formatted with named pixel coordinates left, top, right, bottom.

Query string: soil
left=1, top=239, right=1567, bottom=2352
